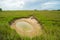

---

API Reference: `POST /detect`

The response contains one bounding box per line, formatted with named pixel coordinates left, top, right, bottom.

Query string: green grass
left=0, top=10, right=60, bottom=40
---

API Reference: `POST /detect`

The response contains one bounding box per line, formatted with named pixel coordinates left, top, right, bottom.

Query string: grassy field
left=0, top=10, right=60, bottom=40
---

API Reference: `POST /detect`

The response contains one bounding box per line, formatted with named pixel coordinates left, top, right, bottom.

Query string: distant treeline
left=0, top=8, right=60, bottom=11
left=34, top=9, right=60, bottom=11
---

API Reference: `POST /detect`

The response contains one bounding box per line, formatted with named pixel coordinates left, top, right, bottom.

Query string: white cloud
left=21, top=0, right=39, bottom=2
left=0, top=0, right=40, bottom=10
left=0, top=0, right=25, bottom=10
left=41, top=1, right=60, bottom=10
left=43, top=2, right=57, bottom=5
left=0, top=0, right=60, bottom=10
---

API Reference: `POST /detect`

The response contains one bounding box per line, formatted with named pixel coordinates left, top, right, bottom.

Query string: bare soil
left=11, top=16, right=42, bottom=38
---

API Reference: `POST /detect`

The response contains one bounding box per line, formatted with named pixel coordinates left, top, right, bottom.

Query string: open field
left=0, top=10, right=60, bottom=40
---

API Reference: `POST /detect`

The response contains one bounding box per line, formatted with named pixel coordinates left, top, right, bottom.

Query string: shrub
left=0, top=8, right=2, bottom=11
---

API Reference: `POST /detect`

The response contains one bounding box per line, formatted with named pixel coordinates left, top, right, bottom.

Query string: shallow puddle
left=16, top=21, right=33, bottom=32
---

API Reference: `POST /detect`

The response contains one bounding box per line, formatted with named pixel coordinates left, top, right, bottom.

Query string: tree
left=0, top=8, right=2, bottom=11
left=57, top=9, right=60, bottom=11
left=34, top=9, right=37, bottom=11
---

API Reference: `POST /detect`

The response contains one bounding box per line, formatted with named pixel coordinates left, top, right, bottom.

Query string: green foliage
left=0, top=10, right=60, bottom=40
left=0, top=8, right=2, bottom=11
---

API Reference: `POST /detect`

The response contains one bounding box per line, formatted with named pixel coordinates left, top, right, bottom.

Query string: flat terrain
left=0, top=10, right=60, bottom=40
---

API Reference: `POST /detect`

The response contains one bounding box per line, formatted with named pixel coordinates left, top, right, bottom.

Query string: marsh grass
left=0, top=11, right=60, bottom=40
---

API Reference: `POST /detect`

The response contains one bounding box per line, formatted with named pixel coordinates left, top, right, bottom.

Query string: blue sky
left=0, top=0, right=60, bottom=10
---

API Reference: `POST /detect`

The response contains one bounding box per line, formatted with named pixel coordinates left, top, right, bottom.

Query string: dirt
left=11, top=16, right=42, bottom=38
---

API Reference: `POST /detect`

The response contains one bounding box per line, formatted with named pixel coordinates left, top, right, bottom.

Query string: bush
left=57, top=9, right=60, bottom=11
left=0, top=8, right=2, bottom=11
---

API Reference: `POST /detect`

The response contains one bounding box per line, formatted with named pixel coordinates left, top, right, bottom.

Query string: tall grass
left=0, top=10, right=60, bottom=40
